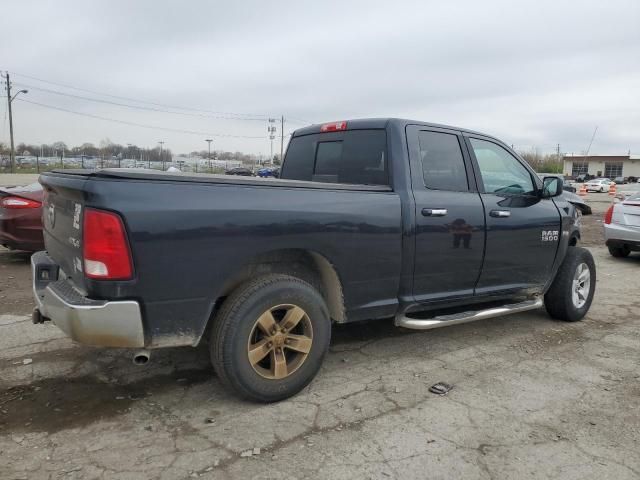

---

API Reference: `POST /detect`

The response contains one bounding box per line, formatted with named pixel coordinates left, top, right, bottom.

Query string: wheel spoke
left=578, top=269, right=589, bottom=283
left=272, top=348, right=288, bottom=379
left=280, top=306, right=306, bottom=331
left=256, top=310, right=278, bottom=335
left=248, top=339, right=272, bottom=366
left=285, top=334, right=313, bottom=354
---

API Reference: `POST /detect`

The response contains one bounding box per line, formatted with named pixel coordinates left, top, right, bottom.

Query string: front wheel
left=599, top=187, right=604, bottom=192
left=545, top=247, right=596, bottom=322
left=210, top=274, right=331, bottom=402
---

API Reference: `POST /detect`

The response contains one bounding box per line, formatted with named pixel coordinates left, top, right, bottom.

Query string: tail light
left=1, top=197, right=41, bottom=209
left=603, top=205, right=614, bottom=225
left=83, top=208, right=133, bottom=280
left=320, top=121, right=347, bottom=132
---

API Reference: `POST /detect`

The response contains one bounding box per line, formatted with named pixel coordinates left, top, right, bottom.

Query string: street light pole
left=2, top=72, right=28, bottom=173
left=205, top=139, right=213, bottom=172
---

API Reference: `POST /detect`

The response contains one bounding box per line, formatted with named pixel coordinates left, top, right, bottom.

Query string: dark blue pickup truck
left=31, top=118, right=595, bottom=402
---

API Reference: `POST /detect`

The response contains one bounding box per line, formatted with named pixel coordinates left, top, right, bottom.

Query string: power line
left=17, top=98, right=267, bottom=139
left=9, top=71, right=272, bottom=118
left=285, top=116, right=314, bottom=126
left=13, top=82, right=268, bottom=121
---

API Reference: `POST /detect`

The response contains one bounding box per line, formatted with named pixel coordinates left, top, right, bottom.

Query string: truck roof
left=292, top=118, right=497, bottom=141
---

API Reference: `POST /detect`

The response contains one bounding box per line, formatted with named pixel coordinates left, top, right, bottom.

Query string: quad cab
left=32, top=118, right=595, bottom=402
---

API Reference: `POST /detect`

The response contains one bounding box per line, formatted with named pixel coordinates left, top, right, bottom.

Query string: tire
left=599, top=187, right=604, bottom=192
left=608, top=244, right=630, bottom=258
left=210, top=274, right=331, bottom=402
left=545, top=247, right=596, bottom=322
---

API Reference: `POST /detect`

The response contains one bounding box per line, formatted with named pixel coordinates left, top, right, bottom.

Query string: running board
left=395, top=298, right=544, bottom=330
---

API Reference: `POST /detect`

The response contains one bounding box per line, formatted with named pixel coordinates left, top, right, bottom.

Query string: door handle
left=422, top=208, right=447, bottom=217
left=490, top=210, right=511, bottom=218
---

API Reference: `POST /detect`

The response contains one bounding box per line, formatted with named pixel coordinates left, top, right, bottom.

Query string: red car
left=0, top=183, right=44, bottom=252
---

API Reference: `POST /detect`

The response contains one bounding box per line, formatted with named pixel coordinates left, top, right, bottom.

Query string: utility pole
left=280, top=115, right=285, bottom=163
left=3, top=72, right=14, bottom=173
left=206, top=139, right=213, bottom=172
left=158, top=141, right=165, bottom=170
left=583, top=127, right=598, bottom=172
left=268, top=118, right=276, bottom=163
left=2, top=73, right=29, bottom=173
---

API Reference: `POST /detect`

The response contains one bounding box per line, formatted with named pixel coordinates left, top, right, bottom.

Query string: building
left=563, top=154, right=640, bottom=180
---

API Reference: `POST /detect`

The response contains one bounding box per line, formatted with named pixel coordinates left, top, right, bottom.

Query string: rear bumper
left=31, top=251, right=145, bottom=347
left=604, top=223, right=640, bottom=247
left=604, top=223, right=640, bottom=243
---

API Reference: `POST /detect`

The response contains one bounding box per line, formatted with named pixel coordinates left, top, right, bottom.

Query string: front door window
left=470, top=139, right=535, bottom=196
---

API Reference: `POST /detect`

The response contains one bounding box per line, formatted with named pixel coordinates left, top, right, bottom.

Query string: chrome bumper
left=31, top=251, right=145, bottom=348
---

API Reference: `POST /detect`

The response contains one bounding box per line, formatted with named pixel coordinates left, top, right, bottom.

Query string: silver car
left=585, top=178, right=612, bottom=193
left=604, top=192, right=640, bottom=257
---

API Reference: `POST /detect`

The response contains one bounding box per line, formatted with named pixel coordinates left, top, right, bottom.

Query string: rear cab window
left=281, top=129, right=388, bottom=186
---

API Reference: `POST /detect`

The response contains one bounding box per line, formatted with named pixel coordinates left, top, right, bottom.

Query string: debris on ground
left=429, top=382, right=453, bottom=395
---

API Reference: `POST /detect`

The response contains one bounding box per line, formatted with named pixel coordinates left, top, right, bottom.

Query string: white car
left=585, top=178, right=612, bottom=192
left=604, top=192, right=640, bottom=257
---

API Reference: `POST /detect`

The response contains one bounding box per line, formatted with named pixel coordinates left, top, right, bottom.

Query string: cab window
left=470, top=138, right=536, bottom=195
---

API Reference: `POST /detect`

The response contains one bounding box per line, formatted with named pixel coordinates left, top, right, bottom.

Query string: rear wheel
left=210, top=274, right=331, bottom=402
left=608, top=244, right=630, bottom=258
left=545, top=247, right=596, bottom=322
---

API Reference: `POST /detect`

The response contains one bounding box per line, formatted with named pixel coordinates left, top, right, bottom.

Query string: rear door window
left=418, top=131, right=469, bottom=191
left=281, top=129, right=388, bottom=186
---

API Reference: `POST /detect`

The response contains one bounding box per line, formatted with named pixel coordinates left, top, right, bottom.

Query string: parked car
left=31, top=118, right=596, bottom=402
left=585, top=178, right=612, bottom=192
left=0, top=183, right=44, bottom=252
left=604, top=192, right=640, bottom=257
left=575, top=174, right=594, bottom=183
left=225, top=167, right=253, bottom=176
left=613, top=177, right=627, bottom=184
left=257, top=167, right=279, bottom=178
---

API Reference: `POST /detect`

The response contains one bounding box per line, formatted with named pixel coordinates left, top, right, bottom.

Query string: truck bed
left=39, top=169, right=403, bottom=348
left=53, top=169, right=393, bottom=191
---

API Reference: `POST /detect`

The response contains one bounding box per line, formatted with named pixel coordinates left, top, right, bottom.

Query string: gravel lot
left=1, top=186, right=639, bottom=479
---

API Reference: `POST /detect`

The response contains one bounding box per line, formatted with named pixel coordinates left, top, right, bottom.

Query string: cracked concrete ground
left=1, top=207, right=639, bottom=479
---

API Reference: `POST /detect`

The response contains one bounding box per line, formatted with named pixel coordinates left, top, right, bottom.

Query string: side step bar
left=395, top=298, right=544, bottom=330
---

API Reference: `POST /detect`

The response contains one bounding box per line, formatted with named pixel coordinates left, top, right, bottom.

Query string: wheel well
left=216, top=249, right=345, bottom=323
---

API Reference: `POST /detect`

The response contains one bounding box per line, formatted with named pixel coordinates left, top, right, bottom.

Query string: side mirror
left=541, top=176, right=563, bottom=198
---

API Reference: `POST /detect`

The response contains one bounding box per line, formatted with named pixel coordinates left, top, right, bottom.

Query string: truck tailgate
left=39, top=172, right=89, bottom=292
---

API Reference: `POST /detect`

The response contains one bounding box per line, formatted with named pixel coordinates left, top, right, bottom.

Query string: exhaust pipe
left=32, top=308, right=50, bottom=325
left=132, top=350, right=150, bottom=365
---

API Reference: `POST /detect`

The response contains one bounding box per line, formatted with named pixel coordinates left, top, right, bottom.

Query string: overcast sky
left=1, top=0, right=639, bottom=156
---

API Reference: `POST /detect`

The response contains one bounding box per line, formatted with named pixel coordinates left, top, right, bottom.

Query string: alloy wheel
left=247, top=304, right=313, bottom=379
left=572, top=263, right=590, bottom=309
